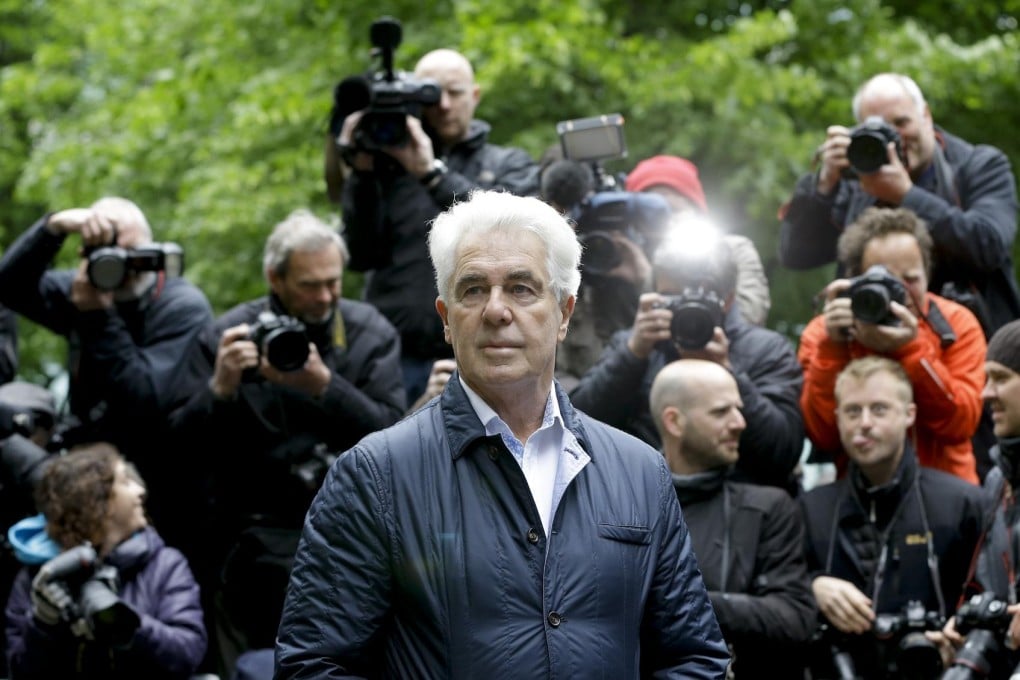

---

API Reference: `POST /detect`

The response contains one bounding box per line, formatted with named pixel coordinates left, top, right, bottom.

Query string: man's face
left=836, top=371, right=916, bottom=477
left=679, top=376, right=745, bottom=471
left=983, top=361, right=1020, bottom=438
left=268, top=246, right=343, bottom=325
left=857, top=88, right=936, bottom=177
left=859, top=232, right=928, bottom=316
left=436, top=229, right=573, bottom=402
left=415, top=58, right=480, bottom=148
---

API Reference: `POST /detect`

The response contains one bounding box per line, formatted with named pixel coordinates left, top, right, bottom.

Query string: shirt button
left=548, top=612, right=562, bottom=627
left=527, top=528, right=539, bottom=544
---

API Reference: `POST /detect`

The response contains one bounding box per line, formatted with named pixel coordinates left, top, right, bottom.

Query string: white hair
left=428, top=190, right=581, bottom=304
left=852, top=73, right=927, bottom=121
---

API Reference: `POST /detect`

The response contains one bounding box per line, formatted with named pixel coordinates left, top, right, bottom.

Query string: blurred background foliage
left=1, top=0, right=1017, bottom=382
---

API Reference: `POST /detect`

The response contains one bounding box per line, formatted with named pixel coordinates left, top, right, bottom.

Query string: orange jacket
left=798, top=293, right=986, bottom=485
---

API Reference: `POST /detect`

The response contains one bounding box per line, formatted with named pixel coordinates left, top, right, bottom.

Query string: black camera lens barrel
left=248, top=312, right=309, bottom=372
left=847, top=115, right=904, bottom=174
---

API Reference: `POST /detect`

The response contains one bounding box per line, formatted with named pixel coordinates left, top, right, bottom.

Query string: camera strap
left=921, top=298, right=957, bottom=349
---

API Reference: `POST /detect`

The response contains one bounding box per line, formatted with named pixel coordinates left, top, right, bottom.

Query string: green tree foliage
left=0, top=0, right=1017, bottom=381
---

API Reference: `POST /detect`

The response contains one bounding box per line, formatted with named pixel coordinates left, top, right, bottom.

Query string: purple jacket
left=5, top=526, right=207, bottom=679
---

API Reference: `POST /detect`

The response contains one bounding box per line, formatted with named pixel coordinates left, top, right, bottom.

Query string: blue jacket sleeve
left=275, top=446, right=392, bottom=679
left=642, top=458, right=730, bottom=678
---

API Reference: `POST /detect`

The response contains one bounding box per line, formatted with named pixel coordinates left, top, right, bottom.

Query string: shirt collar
left=459, top=376, right=561, bottom=437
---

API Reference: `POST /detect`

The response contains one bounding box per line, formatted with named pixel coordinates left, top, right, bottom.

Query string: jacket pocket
left=597, top=523, right=651, bottom=545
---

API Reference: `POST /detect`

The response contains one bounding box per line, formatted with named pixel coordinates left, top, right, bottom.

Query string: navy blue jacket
left=275, top=377, right=729, bottom=679
left=5, top=527, right=207, bottom=679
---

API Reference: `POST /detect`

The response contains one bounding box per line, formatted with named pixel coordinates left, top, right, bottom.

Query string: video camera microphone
left=541, top=160, right=595, bottom=212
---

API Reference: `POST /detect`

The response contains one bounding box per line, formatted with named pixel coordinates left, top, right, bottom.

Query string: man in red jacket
left=798, top=206, right=985, bottom=484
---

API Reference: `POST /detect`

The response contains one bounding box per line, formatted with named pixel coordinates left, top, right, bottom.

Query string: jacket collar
left=441, top=372, right=593, bottom=460
left=844, top=441, right=918, bottom=524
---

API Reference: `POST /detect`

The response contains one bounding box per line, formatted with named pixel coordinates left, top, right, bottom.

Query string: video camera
left=846, top=115, right=907, bottom=175
left=84, top=243, right=184, bottom=291
left=35, top=543, right=140, bottom=646
left=248, top=311, right=309, bottom=372
left=332, top=16, right=441, bottom=152
left=556, top=114, right=671, bottom=276
left=942, top=592, right=1014, bottom=680
left=845, top=264, right=907, bottom=326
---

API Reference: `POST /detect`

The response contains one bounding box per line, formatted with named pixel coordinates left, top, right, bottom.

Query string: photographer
left=778, top=72, right=1020, bottom=337
left=4, top=442, right=207, bottom=679
left=626, top=154, right=772, bottom=327
left=0, top=198, right=214, bottom=552
left=331, top=44, right=540, bottom=404
left=927, top=320, right=1020, bottom=677
left=799, top=207, right=987, bottom=484
left=541, top=158, right=657, bottom=389
left=800, top=357, right=984, bottom=679
left=167, top=209, right=405, bottom=678
left=571, top=231, right=804, bottom=493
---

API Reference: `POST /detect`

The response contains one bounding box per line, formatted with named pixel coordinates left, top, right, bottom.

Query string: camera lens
left=847, top=133, right=889, bottom=174
left=850, top=283, right=892, bottom=324
left=897, top=633, right=944, bottom=680
left=262, top=328, right=310, bottom=372
left=579, top=232, right=622, bottom=277
left=87, top=249, right=128, bottom=290
left=671, top=305, right=718, bottom=350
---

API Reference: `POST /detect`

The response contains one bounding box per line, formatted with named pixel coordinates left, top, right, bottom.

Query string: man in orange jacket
left=798, top=206, right=986, bottom=484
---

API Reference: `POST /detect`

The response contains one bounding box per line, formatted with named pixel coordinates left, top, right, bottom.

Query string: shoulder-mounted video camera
left=556, top=114, right=671, bottom=276
left=248, top=311, right=309, bottom=372
left=846, top=115, right=907, bottom=176
left=844, top=264, right=907, bottom=326
left=84, top=242, right=184, bottom=291
left=332, top=17, right=441, bottom=151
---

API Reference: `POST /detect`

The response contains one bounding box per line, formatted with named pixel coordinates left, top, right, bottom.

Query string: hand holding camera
left=30, top=544, right=139, bottom=644
left=627, top=292, right=674, bottom=359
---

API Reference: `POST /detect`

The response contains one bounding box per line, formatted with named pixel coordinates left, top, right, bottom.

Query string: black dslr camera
left=332, top=17, right=441, bottom=151
left=35, top=543, right=141, bottom=646
left=943, top=592, right=1014, bottom=680
left=845, top=264, right=907, bottom=326
left=847, top=115, right=907, bottom=175
left=85, top=243, right=184, bottom=291
left=572, top=191, right=671, bottom=276
left=248, top=311, right=309, bottom=372
left=870, top=600, right=945, bottom=679
left=656, top=289, right=725, bottom=350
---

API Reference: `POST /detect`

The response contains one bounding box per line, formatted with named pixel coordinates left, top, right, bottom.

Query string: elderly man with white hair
left=276, top=189, right=729, bottom=679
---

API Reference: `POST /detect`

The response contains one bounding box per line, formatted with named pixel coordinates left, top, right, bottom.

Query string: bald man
left=778, top=72, right=1020, bottom=337
left=651, top=359, right=815, bottom=678
left=329, top=47, right=540, bottom=406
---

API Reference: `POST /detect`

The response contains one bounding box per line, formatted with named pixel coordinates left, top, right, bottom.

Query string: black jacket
left=674, top=470, right=816, bottom=679
left=779, top=127, right=1020, bottom=335
left=276, top=377, right=730, bottom=679
left=168, top=295, right=406, bottom=531
left=341, top=119, right=539, bottom=360
left=571, top=306, right=805, bottom=490
left=800, top=447, right=985, bottom=677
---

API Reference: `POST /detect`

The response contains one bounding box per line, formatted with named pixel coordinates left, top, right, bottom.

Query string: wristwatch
left=420, top=159, right=447, bottom=190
